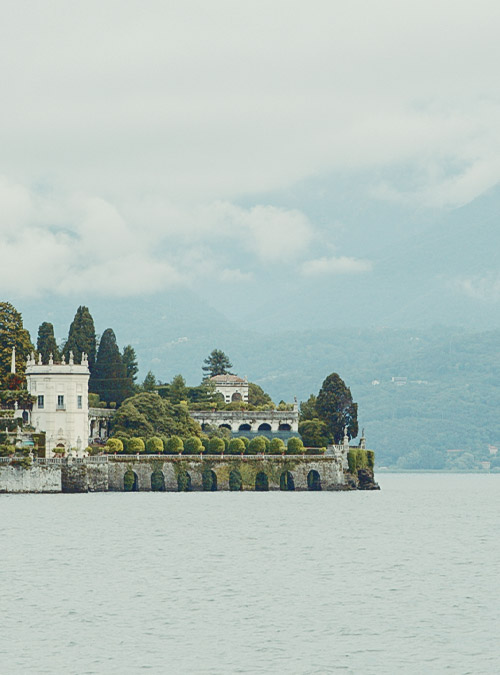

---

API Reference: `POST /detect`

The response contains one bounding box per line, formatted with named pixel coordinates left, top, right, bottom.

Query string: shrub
left=347, top=449, right=357, bottom=473
left=146, top=436, right=163, bottom=454
left=177, top=471, right=191, bottom=491
left=200, top=435, right=210, bottom=452
left=367, top=450, right=375, bottom=469
left=128, top=437, right=145, bottom=454
left=165, top=436, right=184, bottom=454
left=114, top=436, right=129, bottom=453
left=269, top=438, right=285, bottom=455
left=305, top=446, right=326, bottom=455
left=286, top=437, right=304, bottom=455
left=0, top=444, right=15, bottom=457
left=184, top=436, right=203, bottom=455
left=106, top=438, right=123, bottom=454
left=240, top=436, right=249, bottom=450
left=247, top=436, right=267, bottom=455
left=124, top=469, right=136, bottom=491
left=223, top=437, right=230, bottom=452
left=227, top=438, right=245, bottom=455
left=208, top=437, right=225, bottom=455
left=229, top=470, right=243, bottom=491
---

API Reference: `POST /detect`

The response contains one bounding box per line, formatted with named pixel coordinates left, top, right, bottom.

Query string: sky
left=1, top=0, right=500, bottom=311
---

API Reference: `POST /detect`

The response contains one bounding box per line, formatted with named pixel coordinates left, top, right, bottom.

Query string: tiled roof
left=210, top=374, right=246, bottom=383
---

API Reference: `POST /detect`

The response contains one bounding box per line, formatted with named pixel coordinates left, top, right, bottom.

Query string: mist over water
left=1, top=475, right=498, bottom=674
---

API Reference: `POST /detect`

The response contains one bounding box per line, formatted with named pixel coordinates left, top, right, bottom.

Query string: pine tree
left=37, top=322, right=60, bottom=363
left=122, top=345, right=139, bottom=381
left=89, top=328, right=133, bottom=405
left=316, top=373, right=358, bottom=443
left=142, top=371, right=157, bottom=392
left=0, top=302, right=34, bottom=387
left=63, top=306, right=97, bottom=369
left=202, top=349, right=233, bottom=378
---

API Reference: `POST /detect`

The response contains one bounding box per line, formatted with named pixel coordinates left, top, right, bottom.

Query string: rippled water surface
left=1, top=474, right=499, bottom=674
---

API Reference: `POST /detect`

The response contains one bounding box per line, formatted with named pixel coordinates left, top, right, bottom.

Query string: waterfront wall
left=0, top=453, right=367, bottom=493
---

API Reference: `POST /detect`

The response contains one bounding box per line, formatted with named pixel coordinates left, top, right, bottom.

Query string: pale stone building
left=25, top=351, right=90, bottom=457
left=210, top=374, right=249, bottom=404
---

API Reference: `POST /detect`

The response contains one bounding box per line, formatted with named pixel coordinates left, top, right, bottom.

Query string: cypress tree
left=0, top=302, right=34, bottom=387
left=63, top=306, right=97, bottom=369
left=122, top=345, right=139, bottom=382
left=89, top=328, right=133, bottom=405
left=316, top=373, right=358, bottom=443
left=37, top=322, right=60, bottom=363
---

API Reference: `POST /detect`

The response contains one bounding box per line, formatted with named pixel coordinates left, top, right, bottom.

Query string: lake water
left=1, top=474, right=499, bottom=674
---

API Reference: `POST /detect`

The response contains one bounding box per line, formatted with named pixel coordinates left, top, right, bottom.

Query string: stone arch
left=280, top=471, right=295, bottom=491
left=151, top=470, right=165, bottom=492
left=255, top=471, right=269, bottom=491
left=258, top=423, right=271, bottom=432
left=229, top=469, right=243, bottom=491
left=239, top=423, right=251, bottom=431
left=177, top=470, right=192, bottom=492
left=219, top=424, right=232, bottom=431
left=202, top=469, right=217, bottom=491
left=231, top=392, right=242, bottom=402
left=307, top=470, right=321, bottom=491
left=124, top=469, right=139, bottom=492
left=278, top=423, right=291, bottom=431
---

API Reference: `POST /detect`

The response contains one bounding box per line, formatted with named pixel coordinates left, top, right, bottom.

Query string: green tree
left=184, top=436, right=204, bottom=455
left=247, top=436, right=267, bottom=455
left=142, top=370, right=157, bottom=392
left=146, top=436, right=163, bottom=454
left=287, top=437, right=305, bottom=455
left=248, top=382, right=274, bottom=407
left=165, top=436, right=184, bottom=454
left=202, top=349, right=233, bottom=378
left=316, top=373, right=358, bottom=443
left=169, top=374, right=188, bottom=404
left=0, top=302, right=34, bottom=388
left=299, top=419, right=331, bottom=447
left=106, top=438, right=123, bottom=454
left=122, top=345, right=139, bottom=382
left=89, top=328, right=134, bottom=405
left=269, top=438, right=285, bottom=455
left=128, top=437, right=145, bottom=453
left=36, top=322, right=60, bottom=363
left=227, top=438, right=245, bottom=455
left=208, top=437, right=225, bottom=455
left=299, top=394, right=318, bottom=421
left=63, top=306, right=97, bottom=369
left=111, top=393, right=201, bottom=438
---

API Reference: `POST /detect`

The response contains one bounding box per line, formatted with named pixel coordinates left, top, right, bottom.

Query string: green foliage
left=128, top=437, right=145, bottom=454
left=248, top=382, right=274, bottom=407
left=169, top=374, right=188, bottom=404
left=37, top=322, right=60, bottom=363
left=63, top=306, right=97, bottom=369
left=142, top=371, right=157, bottom=392
left=122, top=345, right=139, bottom=382
left=208, top=436, right=225, bottom=455
left=183, top=436, right=203, bottom=455
left=151, top=470, right=165, bottom=491
left=316, top=373, right=358, bottom=443
left=146, top=436, right=163, bottom=454
left=269, top=438, right=285, bottom=455
left=0, top=444, right=15, bottom=457
left=299, top=394, right=318, bottom=421
left=90, top=328, right=133, bottom=405
left=0, top=302, right=33, bottom=388
left=240, top=436, right=249, bottom=450
left=106, top=438, right=123, bottom=453
left=299, top=418, right=331, bottom=447
left=229, top=470, right=243, bottom=491
left=177, top=471, right=191, bottom=491
left=202, top=349, right=233, bottom=378
left=227, top=438, right=245, bottom=455
left=123, top=469, right=136, bottom=491
left=165, top=436, right=184, bottom=454
left=367, top=450, right=375, bottom=469
left=200, top=435, right=210, bottom=452
left=247, top=436, right=267, bottom=455
left=286, top=437, right=305, bottom=455
left=348, top=448, right=368, bottom=472
left=202, top=469, right=217, bottom=491
left=111, top=392, right=201, bottom=439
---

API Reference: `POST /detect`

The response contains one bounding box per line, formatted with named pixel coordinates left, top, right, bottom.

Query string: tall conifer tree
left=37, top=322, right=60, bottom=363
left=63, top=306, right=97, bottom=369
left=89, top=328, right=133, bottom=405
left=0, top=302, right=33, bottom=387
left=316, top=373, right=358, bottom=443
left=122, top=345, right=139, bottom=382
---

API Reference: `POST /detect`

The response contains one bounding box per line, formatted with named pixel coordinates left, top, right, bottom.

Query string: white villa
left=210, top=374, right=249, bottom=403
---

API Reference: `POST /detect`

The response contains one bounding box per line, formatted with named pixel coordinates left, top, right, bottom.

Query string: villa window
left=57, top=395, right=65, bottom=410
left=77, top=395, right=82, bottom=409
left=37, top=395, right=44, bottom=409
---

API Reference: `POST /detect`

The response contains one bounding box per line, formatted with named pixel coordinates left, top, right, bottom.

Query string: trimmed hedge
left=165, top=436, right=184, bottom=455
left=286, top=437, right=304, bottom=455
left=128, top=437, right=145, bottom=454
left=227, top=438, right=245, bottom=455
left=146, top=437, right=163, bottom=454
left=184, top=436, right=204, bottom=455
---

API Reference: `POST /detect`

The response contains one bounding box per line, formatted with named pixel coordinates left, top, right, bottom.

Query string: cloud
left=301, top=256, right=373, bottom=277
left=451, top=275, right=500, bottom=302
